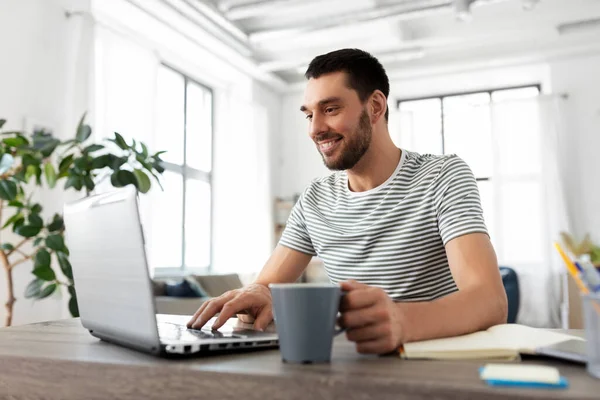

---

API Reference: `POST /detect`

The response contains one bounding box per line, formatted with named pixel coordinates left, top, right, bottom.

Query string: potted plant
left=0, top=114, right=165, bottom=326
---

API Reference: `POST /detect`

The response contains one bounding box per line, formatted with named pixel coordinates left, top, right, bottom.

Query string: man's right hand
left=186, top=283, right=273, bottom=331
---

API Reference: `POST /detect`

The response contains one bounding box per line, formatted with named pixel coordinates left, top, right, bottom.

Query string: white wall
left=0, top=0, right=91, bottom=326
left=550, top=54, right=600, bottom=241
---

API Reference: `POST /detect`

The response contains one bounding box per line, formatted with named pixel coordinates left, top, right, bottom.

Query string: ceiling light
left=522, top=0, right=540, bottom=11
left=454, top=0, right=475, bottom=22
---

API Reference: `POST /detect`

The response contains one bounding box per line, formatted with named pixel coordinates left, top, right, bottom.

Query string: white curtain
left=490, top=96, right=571, bottom=328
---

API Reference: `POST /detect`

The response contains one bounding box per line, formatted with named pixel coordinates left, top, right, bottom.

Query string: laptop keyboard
left=158, top=322, right=243, bottom=342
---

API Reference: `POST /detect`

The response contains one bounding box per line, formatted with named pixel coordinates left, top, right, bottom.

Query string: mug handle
left=334, top=290, right=348, bottom=336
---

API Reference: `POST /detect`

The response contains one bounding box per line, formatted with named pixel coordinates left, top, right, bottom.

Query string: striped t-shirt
left=279, top=149, right=488, bottom=302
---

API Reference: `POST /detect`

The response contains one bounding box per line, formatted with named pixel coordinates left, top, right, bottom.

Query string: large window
left=148, top=65, right=213, bottom=274
left=397, top=85, right=541, bottom=261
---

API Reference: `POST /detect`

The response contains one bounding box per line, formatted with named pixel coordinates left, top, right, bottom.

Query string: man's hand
left=338, top=280, right=405, bottom=355
left=186, top=283, right=273, bottom=331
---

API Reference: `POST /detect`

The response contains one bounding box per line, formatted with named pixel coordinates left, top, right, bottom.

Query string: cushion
left=189, top=273, right=243, bottom=297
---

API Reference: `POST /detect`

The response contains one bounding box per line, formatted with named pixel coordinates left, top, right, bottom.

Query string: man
left=188, top=48, right=507, bottom=355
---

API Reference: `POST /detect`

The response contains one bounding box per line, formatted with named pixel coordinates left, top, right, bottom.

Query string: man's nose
left=309, top=114, right=328, bottom=139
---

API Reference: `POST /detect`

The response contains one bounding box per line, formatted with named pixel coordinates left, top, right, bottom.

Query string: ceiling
left=160, top=0, right=600, bottom=86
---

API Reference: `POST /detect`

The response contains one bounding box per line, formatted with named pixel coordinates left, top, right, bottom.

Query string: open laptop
left=63, top=186, right=279, bottom=357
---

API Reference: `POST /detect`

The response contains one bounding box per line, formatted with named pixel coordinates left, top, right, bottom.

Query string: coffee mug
left=269, top=283, right=345, bottom=364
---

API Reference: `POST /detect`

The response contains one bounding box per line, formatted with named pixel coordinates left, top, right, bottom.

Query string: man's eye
left=325, top=107, right=337, bottom=114
left=305, top=114, right=313, bottom=120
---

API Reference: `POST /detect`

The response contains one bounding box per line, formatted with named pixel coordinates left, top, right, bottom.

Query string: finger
left=190, top=294, right=233, bottom=329
left=237, top=313, right=255, bottom=323
left=345, top=322, right=389, bottom=343
left=339, top=289, right=378, bottom=312
left=355, top=336, right=399, bottom=355
left=212, top=295, right=262, bottom=330
left=339, top=305, right=387, bottom=329
left=187, top=300, right=211, bottom=327
left=339, top=280, right=367, bottom=292
left=253, top=307, right=273, bottom=332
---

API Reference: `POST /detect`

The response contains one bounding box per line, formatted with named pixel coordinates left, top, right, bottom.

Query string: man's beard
left=318, top=109, right=372, bottom=171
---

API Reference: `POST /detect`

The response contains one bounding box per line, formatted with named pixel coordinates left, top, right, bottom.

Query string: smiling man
left=188, top=48, right=507, bottom=355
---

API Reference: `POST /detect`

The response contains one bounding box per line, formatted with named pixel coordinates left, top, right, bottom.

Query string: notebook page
left=487, top=324, right=583, bottom=354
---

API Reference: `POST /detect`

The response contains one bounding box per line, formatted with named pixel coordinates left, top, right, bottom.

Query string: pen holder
left=582, top=293, right=600, bottom=379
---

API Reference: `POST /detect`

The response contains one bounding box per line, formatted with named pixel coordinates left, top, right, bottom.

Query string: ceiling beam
left=220, top=0, right=301, bottom=20
left=248, top=0, right=512, bottom=43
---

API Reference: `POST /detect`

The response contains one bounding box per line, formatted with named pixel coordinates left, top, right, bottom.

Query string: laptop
left=63, top=186, right=279, bottom=357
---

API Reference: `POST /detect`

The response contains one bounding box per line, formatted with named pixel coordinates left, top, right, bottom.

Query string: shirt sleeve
left=278, top=189, right=317, bottom=256
left=434, top=155, right=489, bottom=245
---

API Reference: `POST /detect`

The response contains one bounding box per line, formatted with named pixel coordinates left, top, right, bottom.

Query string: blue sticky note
left=483, top=376, right=569, bottom=389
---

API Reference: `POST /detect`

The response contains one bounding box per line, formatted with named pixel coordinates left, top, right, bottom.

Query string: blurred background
left=0, top=0, right=599, bottom=329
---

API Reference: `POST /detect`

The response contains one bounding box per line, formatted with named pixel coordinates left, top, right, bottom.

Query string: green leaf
left=11, top=216, right=24, bottom=232
left=112, top=132, right=128, bottom=150
left=58, top=154, right=74, bottom=176
left=132, top=169, right=151, bottom=194
left=46, top=234, right=65, bottom=251
left=47, top=214, right=64, bottom=232
left=8, top=200, right=24, bottom=208
left=2, top=212, right=23, bottom=229
left=57, top=252, right=73, bottom=279
left=32, top=265, right=56, bottom=282
left=0, top=154, right=14, bottom=174
left=28, top=214, right=43, bottom=228
left=91, top=154, right=113, bottom=170
left=35, top=165, right=42, bottom=185
left=0, top=119, right=5, bottom=129
left=83, top=144, right=104, bottom=153
left=64, top=175, right=83, bottom=191
left=2, top=136, right=28, bottom=148
left=25, top=165, right=36, bottom=182
left=110, top=170, right=137, bottom=188
left=141, top=142, right=149, bottom=158
left=31, top=204, right=42, bottom=214
left=33, top=237, right=43, bottom=246
left=76, top=113, right=92, bottom=143
left=0, top=179, right=18, bottom=200
left=24, top=278, right=44, bottom=299
left=83, top=175, right=94, bottom=191
left=37, top=283, right=57, bottom=299
left=68, top=293, right=79, bottom=317
left=0, top=243, right=14, bottom=251
left=112, top=156, right=128, bottom=170
left=15, top=224, right=42, bottom=238
left=44, top=163, right=57, bottom=188
left=154, top=150, right=167, bottom=158
left=34, top=249, right=51, bottom=268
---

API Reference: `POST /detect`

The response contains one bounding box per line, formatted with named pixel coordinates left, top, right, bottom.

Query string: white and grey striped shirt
left=279, top=150, right=488, bottom=302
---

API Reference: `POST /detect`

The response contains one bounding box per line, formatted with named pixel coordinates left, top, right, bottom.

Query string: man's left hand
left=338, top=280, right=405, bottom=354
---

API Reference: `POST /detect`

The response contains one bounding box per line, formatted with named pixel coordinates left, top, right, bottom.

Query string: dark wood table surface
left=0, top=318, right=599, bottom=400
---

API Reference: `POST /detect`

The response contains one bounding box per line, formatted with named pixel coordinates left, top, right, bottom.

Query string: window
left=397, top=85, right=541, bottom=262
left=148, top=65, right=213, bottom=274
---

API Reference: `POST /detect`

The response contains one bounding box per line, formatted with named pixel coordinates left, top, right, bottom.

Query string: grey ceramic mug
left=269, top=283, right=345, bottom=364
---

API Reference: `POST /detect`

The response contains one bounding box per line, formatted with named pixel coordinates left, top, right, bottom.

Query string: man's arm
left=254, top=245, right=313, bottom=286
left=400, top=232, right=508, bottom=342
left=339, top=233, right=507, bottom=354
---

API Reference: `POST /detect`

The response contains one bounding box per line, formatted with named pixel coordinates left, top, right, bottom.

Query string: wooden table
left=0, top=318, right=598, bottom=400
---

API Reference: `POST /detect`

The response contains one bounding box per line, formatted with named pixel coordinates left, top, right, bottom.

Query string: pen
left=554, top=242, right=589, bottom=294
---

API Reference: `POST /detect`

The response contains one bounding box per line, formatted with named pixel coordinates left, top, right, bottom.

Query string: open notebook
left=400, top=324, right=584, bottom=360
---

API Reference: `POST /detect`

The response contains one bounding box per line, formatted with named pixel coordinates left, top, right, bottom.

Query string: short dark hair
left=305, top=48, right=390, bottom=121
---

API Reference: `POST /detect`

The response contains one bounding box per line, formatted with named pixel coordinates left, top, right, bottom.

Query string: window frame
left=152, top=63, right=215, bottom=277
left=395, top=84, right=541, bottom=182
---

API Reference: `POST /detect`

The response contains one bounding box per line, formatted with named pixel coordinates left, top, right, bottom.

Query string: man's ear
left=369, top=90, right=387, bottom=124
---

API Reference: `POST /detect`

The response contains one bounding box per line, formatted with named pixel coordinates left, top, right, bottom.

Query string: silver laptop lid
left=63, top=186, right=160, bottom=351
